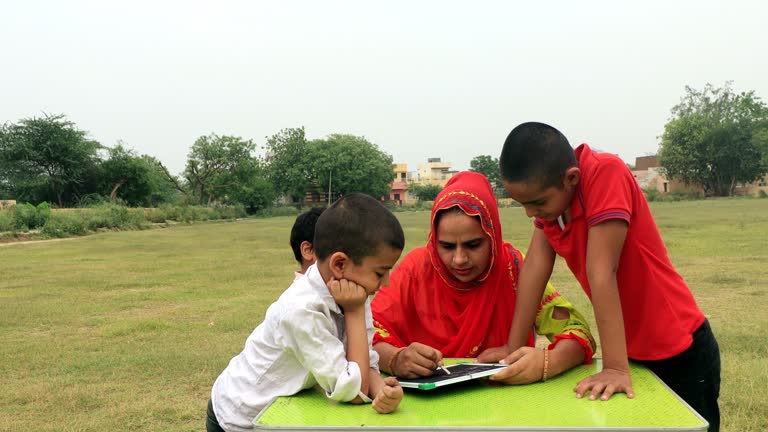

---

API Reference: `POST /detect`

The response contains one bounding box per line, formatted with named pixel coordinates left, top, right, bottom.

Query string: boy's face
left=503, top=170, right=579, bottom=221
left=342, top=246, right=402, bottom=296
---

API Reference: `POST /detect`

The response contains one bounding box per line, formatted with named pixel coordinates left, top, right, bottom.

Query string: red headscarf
left=372, top=171, right=534, bottom=358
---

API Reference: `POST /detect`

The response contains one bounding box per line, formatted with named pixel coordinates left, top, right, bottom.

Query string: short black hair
left=314, top=193, right=405, bottom=264
left=500, top=122, right=577, bottom=189
left=290, top=207, right=325, bottom=263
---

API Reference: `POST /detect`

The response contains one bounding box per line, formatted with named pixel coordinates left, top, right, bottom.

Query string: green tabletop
left=253, top=359, right=707, bottom=431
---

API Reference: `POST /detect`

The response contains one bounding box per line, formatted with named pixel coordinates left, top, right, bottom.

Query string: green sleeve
left=533, top=282, right=596, bottom=356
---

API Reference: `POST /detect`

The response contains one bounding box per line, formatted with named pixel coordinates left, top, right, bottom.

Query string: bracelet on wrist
left=388, top=347, right=405, bottom=376
left=542, top=346, right=550, bottom=382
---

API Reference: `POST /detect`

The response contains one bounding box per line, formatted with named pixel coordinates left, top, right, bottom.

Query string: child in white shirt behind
left=207, top=193, right=405, bottom=432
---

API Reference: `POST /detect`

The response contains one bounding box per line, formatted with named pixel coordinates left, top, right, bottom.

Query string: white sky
left=2, top=0, right=766, bottom=175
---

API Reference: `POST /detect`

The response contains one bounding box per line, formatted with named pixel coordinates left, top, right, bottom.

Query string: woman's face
left=435, top=210, right=492, bottom=283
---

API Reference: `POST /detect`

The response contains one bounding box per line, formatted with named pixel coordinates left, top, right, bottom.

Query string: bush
left=11, top=202, right=51, bottom=230
left=253, top=206, right=301, bottom=218
left=643, top=188, right=661, bottom=202
left=84, top=204, right=148, bottom=231
left=759, top=190, right=768, bottom=199
left=41, top=212, right=88, bottom=238
left=0, top=209, right=13, bottom=232
left=144, top=204, right=247, bottom=223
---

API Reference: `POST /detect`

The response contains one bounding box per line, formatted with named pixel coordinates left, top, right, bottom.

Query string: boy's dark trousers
left=637, top=319, right=721, bottom=432
left=206, top=399, right=226, bottom=432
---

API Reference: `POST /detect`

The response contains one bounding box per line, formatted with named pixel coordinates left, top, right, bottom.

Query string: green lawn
left=1, top=199, right=766, bottom=431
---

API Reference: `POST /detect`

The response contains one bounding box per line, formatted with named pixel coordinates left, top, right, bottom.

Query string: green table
left=253, top=360, right=707, bottom=431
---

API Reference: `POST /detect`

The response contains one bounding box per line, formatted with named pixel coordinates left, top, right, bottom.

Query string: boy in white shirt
left=207, top=193, right=405, bottom=432
left=289, top=207, right=324, bottom=279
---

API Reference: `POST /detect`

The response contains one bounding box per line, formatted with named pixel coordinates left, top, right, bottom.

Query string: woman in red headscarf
left=372, top=171, right=595, bottom=384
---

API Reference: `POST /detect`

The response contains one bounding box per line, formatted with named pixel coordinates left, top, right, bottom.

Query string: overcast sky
left=2, top=0, right=766, bottom=175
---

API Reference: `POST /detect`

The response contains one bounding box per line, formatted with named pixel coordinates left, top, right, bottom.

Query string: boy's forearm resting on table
left=589, top=275, right=630, bottom=372
left=586, top=220, right=630, bottom=372
left=345, top=307, right=370, bottom=403
left=507, top=230, right=555, bottom=350
left=368, top=369, right=387, bottom=397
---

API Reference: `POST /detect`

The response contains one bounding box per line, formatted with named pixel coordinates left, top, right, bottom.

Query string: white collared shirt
left=211, top=264, right=380, bottom=432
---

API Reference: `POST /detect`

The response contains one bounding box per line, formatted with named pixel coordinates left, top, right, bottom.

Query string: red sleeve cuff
left=548, top=333, right=594, bottom=365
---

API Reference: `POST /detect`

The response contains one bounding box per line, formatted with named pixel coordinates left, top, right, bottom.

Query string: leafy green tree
left=408, top=183, right=442, bottom=201
left=469, top=155, right=501, bottom=189
left=221, top=159, right=276, bottom=213
left=99, top=143, right=153, bottom=205
left=659, top=83, right=768, bottom=196
left=264, top=127, right=309, bottom=204
left=141, top=156, right=183, bottom=206
left=304, top=134, right=394, bottom=200
left=184, top=134, right=260, bottom=205
left=0, top=114, right=101, bottom=206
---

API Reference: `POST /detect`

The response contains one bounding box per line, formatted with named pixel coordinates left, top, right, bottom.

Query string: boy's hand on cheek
left=372, top=377, right=403, bottom=414
left=328, top=278, right=368, bottom=311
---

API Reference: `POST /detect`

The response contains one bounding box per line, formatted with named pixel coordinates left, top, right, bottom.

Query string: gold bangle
left=542, top=346, right=550, bottom=382
left=388, top=347, right=405, bottom=376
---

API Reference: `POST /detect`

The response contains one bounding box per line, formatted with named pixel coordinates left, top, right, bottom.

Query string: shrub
left=759, top=190, right=768, bottom=199
left=11, top=202, right=51, bottom=230
left=254, top=206, right=301, bottom=218
left=84, top=204, right=148, bottom=231
left=643, top=188, right=661, bottom=202
left=0, top=209, right=13, bottom=232
left=41, top=212, right=88, bottom=238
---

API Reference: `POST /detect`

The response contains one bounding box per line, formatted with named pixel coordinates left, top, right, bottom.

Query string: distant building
left=631, top=155, right=700, bottom=194
left=417, top=158, right=457, bottom=186
left=389, top=163, right=414, bottom=205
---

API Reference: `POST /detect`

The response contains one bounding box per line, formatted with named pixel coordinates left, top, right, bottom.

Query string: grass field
left=1, top=199, right=766, bottom=431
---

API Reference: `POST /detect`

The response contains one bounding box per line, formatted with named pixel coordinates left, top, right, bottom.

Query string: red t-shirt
left=534, top=144, right=704, bottom=360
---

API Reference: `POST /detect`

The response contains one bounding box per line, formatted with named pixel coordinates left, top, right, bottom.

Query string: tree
left=659, top=83, right=768, bottom=196
left=141, top=156, right=184, bottom=206
left=469, top=155, right=503, bottom=190
left=184, top=134, right=260, bottom=205
left=264, top=127, right=309, bottom=204
left=99, top=143, right=153, bottom=205
left=408, top=183, right=442, bottom=201
left=0, top=114, right=101, bottom=206
left=304, top=134, right=394, bottom=200
left=221, top=159, right=277, bottom=213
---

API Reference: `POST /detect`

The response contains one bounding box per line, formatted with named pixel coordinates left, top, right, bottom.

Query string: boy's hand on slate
left=489, top=346, right=543, bottom=385
left=574, top=368, right=635, bottom=400
left=328, top=278, right=368, bottom=311
left=372, top=376, right=403, bottom=414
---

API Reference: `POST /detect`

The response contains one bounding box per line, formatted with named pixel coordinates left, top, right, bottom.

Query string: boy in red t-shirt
left=497, top=122, right=720, bottom=431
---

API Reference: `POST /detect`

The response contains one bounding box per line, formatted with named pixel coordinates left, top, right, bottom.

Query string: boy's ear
left=299, top=241, right=315, bottom=264
left=328, top=251, right=350, bottom=279
left=564, top=167, right=581, bottom=188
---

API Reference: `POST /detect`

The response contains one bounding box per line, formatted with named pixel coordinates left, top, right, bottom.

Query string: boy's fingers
left=574, top=379, right=592, bottom=398
left=600, top=384, right=616, bottom=401
left=626, top=386, right=635, bottom=399
left=589, top=383, right=606, bottom=400
left=382, top=376, right=399, bottom=386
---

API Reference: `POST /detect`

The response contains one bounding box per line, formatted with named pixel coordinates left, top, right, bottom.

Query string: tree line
left=2, top=83, right=766, bottom=210
left=0, top=120, right=394, bottom=211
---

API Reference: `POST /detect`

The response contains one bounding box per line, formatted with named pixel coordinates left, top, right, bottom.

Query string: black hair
left=434, top=205, right=474, bottom=227
left=499, top=122, right=577, bottom=189
left=313, top=193, right=405, bottom=264
left=289, top=207, right=325, bottom=263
